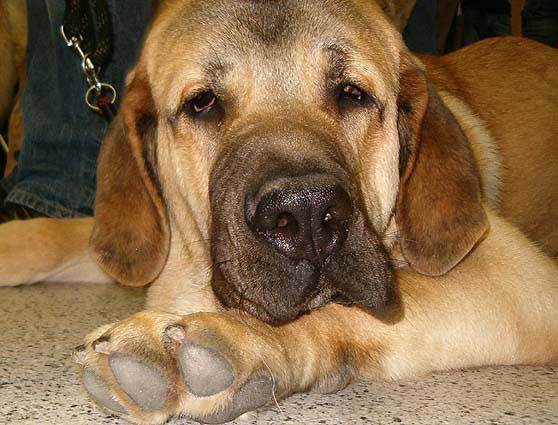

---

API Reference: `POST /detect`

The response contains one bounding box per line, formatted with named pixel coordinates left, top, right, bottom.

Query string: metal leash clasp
left=60, top=25, right=117, bottom=114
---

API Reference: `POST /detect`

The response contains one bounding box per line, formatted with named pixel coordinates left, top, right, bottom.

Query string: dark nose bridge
left=222, top=115, right=349, bottom=182
left=233, top=117, right=350, bottom=212
left=211, top=115, right=350, bottom=205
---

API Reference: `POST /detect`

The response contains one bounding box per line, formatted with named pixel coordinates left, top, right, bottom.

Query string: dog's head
left=91, top=0, right=488, bottom=324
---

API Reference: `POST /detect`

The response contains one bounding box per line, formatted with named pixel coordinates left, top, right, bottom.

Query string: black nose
left=247, top=175, right=353, bottom=262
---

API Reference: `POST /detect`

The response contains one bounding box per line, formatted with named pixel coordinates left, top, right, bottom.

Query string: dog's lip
left=212, top=262, right=333, bottom=324
left=211, top=265, right=292, bottom=323
left=237, top=297, right=298, bottom=325
left=222, top=284, right=302, bottom=325
left=212, top=260, right=351, bottom=324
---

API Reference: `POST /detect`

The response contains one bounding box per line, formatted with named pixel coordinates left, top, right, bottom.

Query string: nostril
left=256, top=211, right=300, bottom=257
left=322, top=203, right=352, bottom=227
left=253, top=210, right=298, bottom=233
left=276, top=213, right=291, bottom=229
left=269, top=212, right=299, bottom=239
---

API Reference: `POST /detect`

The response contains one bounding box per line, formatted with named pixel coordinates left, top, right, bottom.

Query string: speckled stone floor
left=1, top=282, right=557, bottom=425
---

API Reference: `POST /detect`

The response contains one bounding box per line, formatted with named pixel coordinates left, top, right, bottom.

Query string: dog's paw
left=74, top=311, right=286, bottom=424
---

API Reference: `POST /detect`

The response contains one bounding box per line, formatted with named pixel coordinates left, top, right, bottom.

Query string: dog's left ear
left=395, top=56, right=489, bottom=276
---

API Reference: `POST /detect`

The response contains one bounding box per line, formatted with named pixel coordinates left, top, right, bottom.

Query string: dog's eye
left=342, top=84, right=364, bottom=101
left=182, top=90, right=223, bottom=123
left=191, top=91, right=217, bottom=114
left=338, top=84, right=371, bottom=111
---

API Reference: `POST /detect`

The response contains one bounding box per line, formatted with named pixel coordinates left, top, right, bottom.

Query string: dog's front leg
left=74, top=305, right=400, bottom=425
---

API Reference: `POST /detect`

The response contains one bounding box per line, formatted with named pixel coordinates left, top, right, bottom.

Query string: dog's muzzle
left=209, top=123, right=394, bottom=324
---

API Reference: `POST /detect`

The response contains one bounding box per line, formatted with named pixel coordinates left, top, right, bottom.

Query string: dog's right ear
left=90, top=68, right=170, bottom=286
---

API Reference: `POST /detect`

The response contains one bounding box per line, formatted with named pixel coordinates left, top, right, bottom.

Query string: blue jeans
left=523, top=0, right=558, bottom=46
left=403, top=0, right=438, bottom=54
left=0, top=0, right=152, bottom=218
left=463, top=0, right=558, bottom=47
left=462, top=6, right=511, bottom=46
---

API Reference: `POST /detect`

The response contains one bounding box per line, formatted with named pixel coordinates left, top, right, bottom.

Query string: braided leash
left=60, top=0, right=117, bottom=121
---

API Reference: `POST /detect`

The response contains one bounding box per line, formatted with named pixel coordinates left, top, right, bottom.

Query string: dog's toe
left=78, top=312, right=284, bottom=424
left=178, top=342, right=235, bottom=397
left=196, top=374, right=274, bottom=424
left=83, top=369, right=128, bottom=414
left=108, top=353, right=170, bottom=411
left=171, top=323, right=276, bottom=423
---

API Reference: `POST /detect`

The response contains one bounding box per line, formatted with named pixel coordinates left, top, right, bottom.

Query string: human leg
left=0, top=0, right=152, bottom=221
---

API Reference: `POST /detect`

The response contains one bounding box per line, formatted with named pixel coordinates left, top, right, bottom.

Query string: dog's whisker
left=395, top=237, right=420, bottom=245
left=382, top=230, right=399, bottom=238
left=183, top=238, right=212, bottom=246
left=213, top=259, right=232, bottom=267
left=261, top=358, right=284, bottom=416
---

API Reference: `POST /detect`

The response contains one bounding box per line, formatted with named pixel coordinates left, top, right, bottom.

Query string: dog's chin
left=212, top=267, right=354, bottom=325
left=232, top=297, right=303, bottom=325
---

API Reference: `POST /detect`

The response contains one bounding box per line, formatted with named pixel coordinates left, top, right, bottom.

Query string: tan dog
left=0, top=0, right=26, bottom=176
left=1, top=1, right=558, bottom=424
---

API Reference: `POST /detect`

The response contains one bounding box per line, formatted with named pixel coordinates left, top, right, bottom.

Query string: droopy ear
left=90, top=69, right=170, bottom=285
left=396, top=57, right=488, bottom=276
left=376, top=0, right=417, bottom=32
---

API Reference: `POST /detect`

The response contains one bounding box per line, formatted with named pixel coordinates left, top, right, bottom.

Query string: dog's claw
left=72, top=344, right=87, bottom=364
left=92, top=338, right=111, bottom=355
left=165, top=325, right=186, bottom=344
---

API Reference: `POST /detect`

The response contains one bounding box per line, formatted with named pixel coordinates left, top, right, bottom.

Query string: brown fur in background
left=0, top=0, right=26, bottom=177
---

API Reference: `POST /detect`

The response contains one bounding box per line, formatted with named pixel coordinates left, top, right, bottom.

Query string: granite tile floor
left=1, top=282, right=557, bottom=425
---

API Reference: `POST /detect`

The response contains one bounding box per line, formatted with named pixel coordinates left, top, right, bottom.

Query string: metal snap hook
left=85, top=83, right=117, bottom=113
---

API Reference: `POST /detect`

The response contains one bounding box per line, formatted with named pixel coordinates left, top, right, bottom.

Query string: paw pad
left=178, top=343, right=234, bottom=397
left=109, top=353, right=170, bottom=411
left=198, top=374, right=274, bottom=423
left=83, top=369, right=127, bottom=414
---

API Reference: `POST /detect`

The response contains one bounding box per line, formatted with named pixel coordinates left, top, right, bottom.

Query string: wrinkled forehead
left=141, top=0, right=403, bottom=110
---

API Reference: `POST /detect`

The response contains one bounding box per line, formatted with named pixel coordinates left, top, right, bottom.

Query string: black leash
left=62, top=0, right=113, bottom=68
left=60, top=0, right=117, bottom=121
